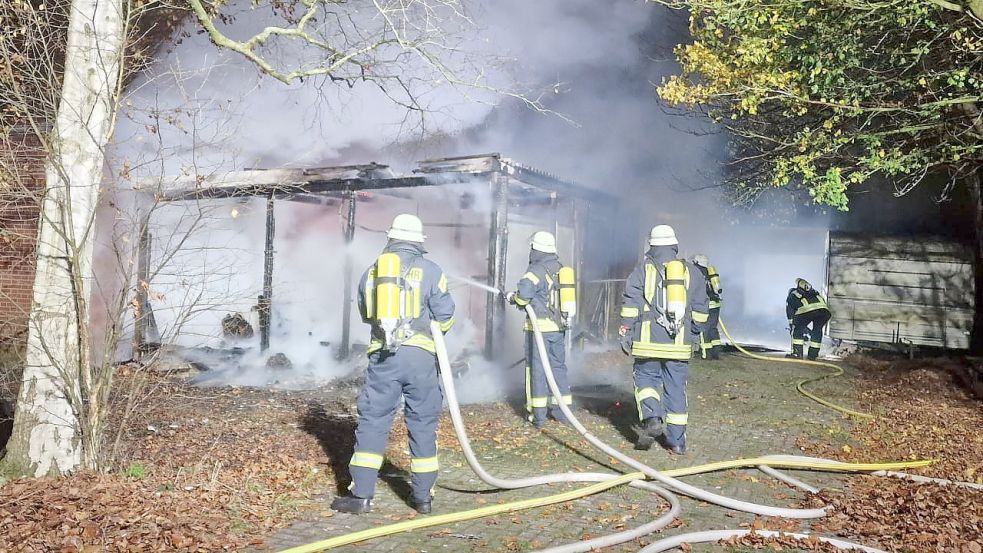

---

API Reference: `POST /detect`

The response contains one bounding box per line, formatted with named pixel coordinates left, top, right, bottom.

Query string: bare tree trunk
left=5, top=0, right=125, bottom=477
left=970, top=168, right=983, bottom=354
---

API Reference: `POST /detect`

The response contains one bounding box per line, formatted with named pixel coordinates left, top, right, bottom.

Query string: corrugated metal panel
left=827, top=232, right=975, bottom=349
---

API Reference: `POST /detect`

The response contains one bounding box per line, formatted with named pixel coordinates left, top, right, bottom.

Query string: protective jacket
left=514, top=251, right=565, bottom=333
left=620, top=246, right=710, bottom=360
left=358, top=240, right=455, bottom=354
left=786, top=286, right=828, bottom=319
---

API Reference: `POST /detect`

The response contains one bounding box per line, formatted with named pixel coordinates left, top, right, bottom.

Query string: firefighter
left=691, top=254, right=723, bottom=360
left=786, top=278, right=830, bottom=360
left=506, top=231, right=576, bottom=428
left=619, top=225, right=709, bottom=454
left=331, top=214, right=455, bottom=515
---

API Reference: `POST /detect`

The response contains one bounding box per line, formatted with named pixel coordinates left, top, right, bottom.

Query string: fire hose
left=717, top=318, right=874, bottom=420
left=278, top=306, right=941, bottom=553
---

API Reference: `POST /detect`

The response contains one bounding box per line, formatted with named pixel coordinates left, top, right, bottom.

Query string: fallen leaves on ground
left=797, top=356, right=983, bottom=553
left=0, top=375, right=339, bottom=552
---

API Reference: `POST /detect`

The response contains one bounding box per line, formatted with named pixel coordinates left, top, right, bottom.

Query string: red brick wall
left=0, top=132, right=44, bottom=344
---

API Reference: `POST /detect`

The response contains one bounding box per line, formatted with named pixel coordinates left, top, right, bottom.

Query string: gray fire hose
left=521, top=305, right=830, bottom=519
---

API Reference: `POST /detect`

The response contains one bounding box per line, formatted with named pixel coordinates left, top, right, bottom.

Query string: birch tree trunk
left=5, top=0, right=125, bottom=477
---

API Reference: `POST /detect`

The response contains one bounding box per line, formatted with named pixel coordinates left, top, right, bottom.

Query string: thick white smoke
left=105, top=0, right=832, bottom=388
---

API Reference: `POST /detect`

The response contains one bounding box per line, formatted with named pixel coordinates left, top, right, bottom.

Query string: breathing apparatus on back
left=530, top=231, right=577, bottom=330
left=646, top=225, right=687, bottom=338
left=373, top=214, right=426, bottom=352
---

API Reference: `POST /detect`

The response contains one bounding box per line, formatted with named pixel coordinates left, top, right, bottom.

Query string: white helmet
left=649, top=224, right=678, bottom=246
left=530, top=231, right=557, bottom=253
left=692, top=254, right=709, bottom=267
left=387, top=213, right=425, bottom=243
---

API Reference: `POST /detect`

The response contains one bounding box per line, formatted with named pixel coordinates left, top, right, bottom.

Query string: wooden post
left=338, top=190, right=357, bottom=359
left=133, top=216, right=151, bottom=360
left=485, top=172, right=509, bottom=359
left=259, top=196, right=275, bottom=352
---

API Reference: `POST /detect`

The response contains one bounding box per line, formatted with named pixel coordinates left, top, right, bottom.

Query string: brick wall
left=0, top=132, right=44, bottom=345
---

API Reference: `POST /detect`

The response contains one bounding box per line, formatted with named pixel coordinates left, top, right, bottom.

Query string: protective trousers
left=633, top=359, right=688, bottom=447
left=698, top=307, right=721, bottom=359
left=348, top=346, right=442, bottom=504
left=792, top=310, right=831, bottom=360
left=525, top=330, right=571, bottom=424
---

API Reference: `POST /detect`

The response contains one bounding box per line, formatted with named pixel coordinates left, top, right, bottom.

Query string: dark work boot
left=411, top=498, right=432, bottom=514
left=662, top=442, right=687, bottom=456
left=709, top=346, right=721, bottom=360
left=331, top=495, right=372, bottom=514
left=807, top=348, right=820, bottom=360
left=633, top=417, right=663, bottom=450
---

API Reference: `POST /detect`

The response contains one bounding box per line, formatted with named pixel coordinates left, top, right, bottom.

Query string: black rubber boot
left=412, top=498, right=432, bottom=514
left=633, top=417, right=663, bottom=450
left=331, top=495, right=372, bottom=514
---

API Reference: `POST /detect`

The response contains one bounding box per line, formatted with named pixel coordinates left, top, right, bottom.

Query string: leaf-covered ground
left=1, top=353, right=981, bottom=552
left=800, top=356, right=983, bottom=553
left=0, top=377, right=346, bottom=552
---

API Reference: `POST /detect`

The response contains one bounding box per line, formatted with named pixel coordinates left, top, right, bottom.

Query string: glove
left=619, top=324, right=632, bottom=356
left=505, top=291, right=517, bottom=305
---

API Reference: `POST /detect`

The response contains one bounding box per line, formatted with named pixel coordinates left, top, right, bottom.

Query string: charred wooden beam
left=338, top=190, right=357, bottom=360
left=259, top=196, right=275, bottom=351
left=485, top=171, right=509, bottom=359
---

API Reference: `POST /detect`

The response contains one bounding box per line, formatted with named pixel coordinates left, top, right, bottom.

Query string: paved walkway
left=260, top=351, right=861, bottom=552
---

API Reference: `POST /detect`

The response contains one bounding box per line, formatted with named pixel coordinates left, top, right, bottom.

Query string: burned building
left=133, top=154, right=632, bottom=371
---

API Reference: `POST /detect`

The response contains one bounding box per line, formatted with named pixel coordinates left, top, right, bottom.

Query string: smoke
left=105, top=0, right=835, bottom=391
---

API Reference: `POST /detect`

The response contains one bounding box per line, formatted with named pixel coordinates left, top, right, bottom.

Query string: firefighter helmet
left=649, top=225, right=678, bottom=246
left=796, top=278, right=812, bottom=291
left=530, top=231, right=557, bottom=253
left=692, top=254, right=709, bottom=267
left=387, top=213, right=425, bottom=243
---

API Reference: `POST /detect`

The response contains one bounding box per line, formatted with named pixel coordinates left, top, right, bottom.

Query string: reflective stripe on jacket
left=514, top=253, right=563, bottom=333
left=786, top=287, right=828, bottom=318
left=620, top=247, right=709, bottom=360
left=358, top=242, right=455, bottom=354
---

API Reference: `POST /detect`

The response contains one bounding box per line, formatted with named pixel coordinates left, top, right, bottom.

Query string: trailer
left=826, top=232, right=975, bottom=350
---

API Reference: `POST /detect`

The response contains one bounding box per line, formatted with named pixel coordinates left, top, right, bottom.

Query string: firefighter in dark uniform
left=331, top=214, right=455, bottom=515
left=786, top=278, right=830, bottom=360
left=619, top=225, right=709, bottom=454
left=692, top=254, right=723, bottom=360
left=507, top=231, right=576, bottom=427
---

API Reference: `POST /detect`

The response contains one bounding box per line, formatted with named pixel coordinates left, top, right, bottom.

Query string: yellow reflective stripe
left=791, top=339, right=805, bottom=345
left=410, top=456, right=439, bottom=473
left=365, top=269, right=376, bottom=319
left=632, top=341, right=691, bottom=360
left=525, top=319, right=561, bottom=332
left=710, top=339, right=722, bottom=346
left=438, top=273, right=448, bottom=293
left=522, top=272, right=540, bottom=285
left=621, top=306, right=640, bottom=318
left=666, top=412, right=688, bottom=425
left=529, top=396, right=549, bottom=408
left=808, top=341, right=822, bottom=348
left=795, top=303, right=827, bottom=315
left=634, top=387, right=660, bottom=420
left=439, top=317, right=455, bottom=332
left=351, top=451, right=384, bottom=469
left=692, top=311, right=709, bottom=323
left=403, top=335, right=436, bottom=353
left=549, top=395, right=573, bottom=406
left=514, top=295, right=531, bottom=306
left=643, top=264, right=656, bottom=309
left=709, top=300, right=722, bottom=309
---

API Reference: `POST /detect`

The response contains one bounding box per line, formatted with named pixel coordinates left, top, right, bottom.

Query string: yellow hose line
left=277, top=456, right=933, bottom=553
left=276, top=471, right=645, bottom=553
left=718, top=319, right=874, bottom=420
left=660, top=457, right=932, bottom=477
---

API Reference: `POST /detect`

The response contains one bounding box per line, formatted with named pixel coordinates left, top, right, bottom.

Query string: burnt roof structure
left=134, top=153, right=621, bottom=360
